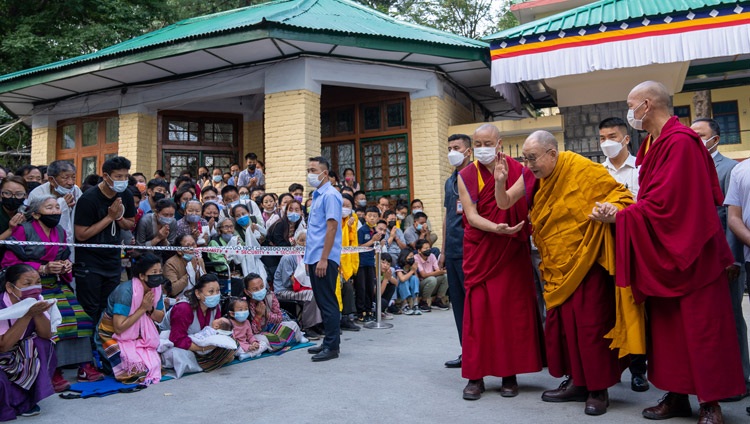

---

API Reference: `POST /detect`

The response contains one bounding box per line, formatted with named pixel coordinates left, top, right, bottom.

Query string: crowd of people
left=0, top=149, right=451, bottom=419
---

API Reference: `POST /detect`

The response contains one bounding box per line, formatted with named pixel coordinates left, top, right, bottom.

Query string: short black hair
left=381, top=254, right=393, bottom=265
left=413, top=211, right=428, bottom=221
left=448, top=133, right=472, bottom=147
left=155, top=198, right=177, bottom=213
left=341, top=186, right=354, bottom=195
left=102, top=156, right=131, bottom=175
left=416, top=239, right=430, bottom=251
left=221, top=185, right=239, bottom=197
left=410, top=198, right=423, bottom=208
left=201, top=186, right=218, bottom=196
left=14, top=164, right=39, bottom=177
left=365, top=206, right=380, bottom=215
left=147, top=178, right=169, bottom=190
left=154, top=170, right=166, bottom=178
left=376, top=219, right=387, bottom=226
left=692, top=118, right=721, bottom=137
left=342, top=194, right=355, bottom=205
left=353, top=190, right=366, bottom=198
left=132, top=253, right=162, bottom=279
left=598, top=117, right=629, bottom=133
left=354, top=207, right=366, bottom=214
left=243, top=272, right=263, bottom=289
left=309, top=156, right=330, bottom=172
left=288, top=183, right=304, bottom=193
left=383, top=210, right=395, bottom=220
left=245, top=152, right=258, bottom=161
left=132, top=172, right=146, bottom=180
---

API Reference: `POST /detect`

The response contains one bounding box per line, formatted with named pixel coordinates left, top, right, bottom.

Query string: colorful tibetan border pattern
left=490, top=4, right=749, bottom=60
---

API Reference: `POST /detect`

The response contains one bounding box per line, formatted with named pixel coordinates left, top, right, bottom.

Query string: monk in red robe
left=456, top=124, right=544, bottom=401
left=593, top=81, right=745, bottom=424
left=495, top=130, right=636, bottom=416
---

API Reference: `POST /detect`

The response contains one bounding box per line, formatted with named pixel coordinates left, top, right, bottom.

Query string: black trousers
left=445, top=257, right=465, bottom=344
left=354, top=266, right=376, bottom=315
left=341, top=278, right=356, bottom=316
left=309, top=260, right=341, bottom=351
left=381, top=283, right=397, bottom=313
left=74, top=266, right=120, bottom=326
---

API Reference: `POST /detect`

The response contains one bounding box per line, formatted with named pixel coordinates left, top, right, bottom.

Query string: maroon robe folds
left=616, top=116, right=745, bottom=401
left=459, top=159, right=543, bottom=380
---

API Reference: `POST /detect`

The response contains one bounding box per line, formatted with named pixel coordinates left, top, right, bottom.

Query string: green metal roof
left=0, top=0, right=487, bottom=84
left=485, top=0, right=745, bottom=40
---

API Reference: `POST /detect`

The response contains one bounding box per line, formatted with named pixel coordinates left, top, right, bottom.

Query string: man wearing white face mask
left=599, top=117, right=640, bottom=198
left=441, top=134, right=471, bottom=369
left=693, top=118, right=750, bottom=402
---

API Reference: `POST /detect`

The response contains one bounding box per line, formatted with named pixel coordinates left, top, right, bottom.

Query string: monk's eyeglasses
left=522, top=149, right=553, bottom=165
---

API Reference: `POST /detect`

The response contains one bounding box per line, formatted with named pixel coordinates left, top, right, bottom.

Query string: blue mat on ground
left=68, top=377, right=142, bottom=398
left=66, top=342, right=314, bottom=397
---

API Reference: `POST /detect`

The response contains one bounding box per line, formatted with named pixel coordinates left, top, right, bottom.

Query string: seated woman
left=244, top=273, right=303, bottom=352
left=396, top=248, right=421, bottom=316
left=200, top=201, right=220, bottom=242
left=273, top=231, right=323, bottom=340
left=175, top=200, right=209, bottom=246
left=168, top=274, right=235, bottom=372
left=0, top=264, right=55, bottom=420
left=96, top=254, right=165, bottom=385
left=163, top=234, right=206, bottom=301
left=2, top=195, right=100, bottom=393
left=230, top=204, right=267, bottom=281
left=205, top=217, right=235, bottom=276
left=263, top=199, right=305, bottom=282
left=135, top=198, right=178, bottom=250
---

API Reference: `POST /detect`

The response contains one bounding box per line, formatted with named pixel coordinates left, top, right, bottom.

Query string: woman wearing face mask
left=261, top=200, right=305, bottom=285
left=175, top=200, right=209, bottom=246
left=244, top=273, right=303, bottom=351
left=172, top=188, right=193, bottom=222
left=167, top=274, right=235, bottom=372
left=206, top=218, right=236, bottom=276
left=200, top=201, right=220, bottom=242
left=0, top=264, right=56, bottom=420
left=163, top=235, right=206, bottom=300
left=203, top=168, right=226, bottom=191
left=231, top=204, right=268, bottom=282
left=2, top=196, right=101, bottom=392
left=0, top=176, right=28, bottom=241
left=95, top=254, right=165, bottom=385
left=338, top=194, right=361, bottom=331
left=135, top=199, right=178, bottom=258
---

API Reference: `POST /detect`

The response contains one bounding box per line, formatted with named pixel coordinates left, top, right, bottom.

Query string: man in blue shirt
left=303, top=156, right=343, bottom=362
left=237, top=153, right=265, bottom=188
left=441, top=134, right=472, bottom=369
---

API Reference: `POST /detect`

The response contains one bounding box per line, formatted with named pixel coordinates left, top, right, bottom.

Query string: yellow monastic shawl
left=530, top=151, right=644, bottom=357
left=337, top=218, right=360, bottom=310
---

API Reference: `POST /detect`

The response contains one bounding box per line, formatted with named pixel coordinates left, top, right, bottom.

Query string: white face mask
left=600, top=139, right=625, bottom=159
left=474, top=147, right=496, bottom=165
left=627, top=101, right=646, bottom=131
left=447, top=150, right=466, bottom=167
left=702, top=135, right=717, bottom=150
left=307, top=172, right=323, bottom=188
left=342, top=207, right=352, bottom=217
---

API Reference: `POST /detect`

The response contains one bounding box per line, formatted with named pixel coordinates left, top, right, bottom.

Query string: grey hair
left=47, top=160, right=76, bottom=177
left=24, top=195, right=57, bottom=220
left=527, top=130, right=559, bottom=150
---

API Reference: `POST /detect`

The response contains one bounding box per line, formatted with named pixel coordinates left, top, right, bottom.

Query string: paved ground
left=33, top=298, right=750, bottom=423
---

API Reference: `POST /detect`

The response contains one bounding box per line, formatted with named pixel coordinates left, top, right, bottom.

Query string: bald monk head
left=626, top=81, right=673, bottom=137
left=473, top=124, right=502, bottom=166
left=522, top=130, right=559, bottom=179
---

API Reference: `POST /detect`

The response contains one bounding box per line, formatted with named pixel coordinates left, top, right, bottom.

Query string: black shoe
left=304, top=328, right=323, bottom=340
left=311, top=348, right=339, bottom=362
left=631, top=373, right=650, bottom=392
left=340, top=318, right=361, bottom=332
left=445, top=355, right=462, bottom=368
left=307, top=345, right=324, bottom=354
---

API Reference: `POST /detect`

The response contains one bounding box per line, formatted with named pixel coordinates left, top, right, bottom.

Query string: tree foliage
left=0, top=0, right=518, bottom=169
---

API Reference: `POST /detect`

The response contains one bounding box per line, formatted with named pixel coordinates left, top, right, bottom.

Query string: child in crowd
left=379, top=254, right=398, bottom=320
left=226, top=297, right=264, bottom=360
left=396, top=248, right=421, bottom=315
left=356, top=207, right=383, bottom=322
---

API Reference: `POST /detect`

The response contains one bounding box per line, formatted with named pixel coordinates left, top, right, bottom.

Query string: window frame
left=56, top=112, right=119, bottom=185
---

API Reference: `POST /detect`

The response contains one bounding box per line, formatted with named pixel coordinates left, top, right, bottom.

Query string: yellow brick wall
left=264, top=90, right=321, bottom=194
left=410, top=94, right=476, bottom=246
left=118, top=112, right=157, bottom=176
left=30, top=127, right=57, bottom=166
left=243, top=120, right=264, bottom=162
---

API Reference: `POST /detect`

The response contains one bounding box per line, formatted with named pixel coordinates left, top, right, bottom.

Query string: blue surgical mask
left=54, top=180, right=73, bottom=196
left=213, top=175, right=222, bottom=183
left=203, top=294, right=221, bottom=308
left=158, top=216, right=174, bottom=226
left=180, top=201, right=187, bottom=210
left=251, top=288, right=267, bottom=301
left=287, top=212, right=301, bottom=223
left=416, top=224, right=423, bottom=231
left=221, top=233, right=233, bottom=242
left=182, top=253, right=194, bottom=262
left=233, top=310, right=249, bottom=322
left=186, top=214, right=201, bottom=223
left=110, top=178, right=128, bottom=193
left=240, top=194, right=250, bottom=201
left=236, top=215, right=250, bottom=227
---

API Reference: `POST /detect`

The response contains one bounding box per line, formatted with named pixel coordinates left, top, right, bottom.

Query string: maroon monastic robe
left=616, top=116, right=745, bottom=401
left=459, top=158, right=544, bottom=380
